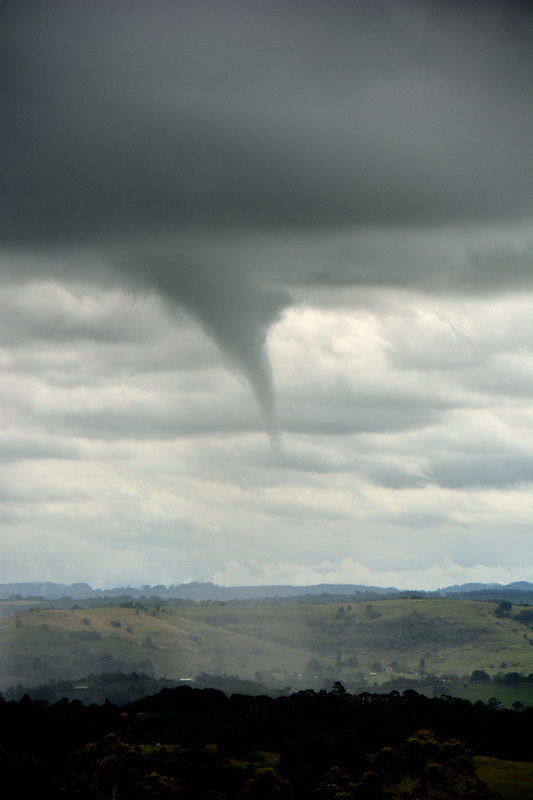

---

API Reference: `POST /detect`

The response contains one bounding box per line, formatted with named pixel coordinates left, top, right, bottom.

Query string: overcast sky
left=1, top=0, right=532, bottom=590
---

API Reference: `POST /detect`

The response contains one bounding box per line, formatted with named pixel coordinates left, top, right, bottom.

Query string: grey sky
left=4, top=0, right=532, bottom=238
left=0, top=0, right=531, bottom=589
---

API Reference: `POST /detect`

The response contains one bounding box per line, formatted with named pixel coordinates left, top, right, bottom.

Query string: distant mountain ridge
left=0, top=582, right=93, bottom=599
left=0, top=580, right=532, bottom=601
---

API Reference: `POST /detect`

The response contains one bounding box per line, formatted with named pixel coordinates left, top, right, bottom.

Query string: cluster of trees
left=1, top=683, right=531, bottom=797
left=493, top=600, right=533, bottom=626
left=470, top=669, right=533, bottom=683
left=307, top=607, right=487, bottom=656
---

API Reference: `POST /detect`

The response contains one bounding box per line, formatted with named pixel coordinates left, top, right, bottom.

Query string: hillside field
left=2, top=597, right=533, bottom=700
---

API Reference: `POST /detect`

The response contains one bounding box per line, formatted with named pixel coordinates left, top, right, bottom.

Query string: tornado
left=134, top=256, right=289, bottom=453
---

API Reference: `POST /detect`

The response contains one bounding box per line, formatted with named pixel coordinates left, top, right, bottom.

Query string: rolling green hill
left=1, top=597, right=533, bottom=693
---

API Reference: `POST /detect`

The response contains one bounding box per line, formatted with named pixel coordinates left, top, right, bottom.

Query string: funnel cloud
left=130, top=256, right=290, bottom=450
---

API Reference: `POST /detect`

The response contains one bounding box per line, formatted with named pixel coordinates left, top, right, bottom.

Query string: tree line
left=2, top=682, right=531, bottom=797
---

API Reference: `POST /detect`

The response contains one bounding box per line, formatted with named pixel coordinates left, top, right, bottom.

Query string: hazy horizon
left=2, top=576, right=532, bottom=599
left=1, top=1, right=532, bottom=591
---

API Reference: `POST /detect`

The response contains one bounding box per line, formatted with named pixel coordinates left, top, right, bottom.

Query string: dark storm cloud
left=468, top=242, right=533, bottom=291
left=3, top=0, right=532, bottom=245
left=2, top=0, right=532, bottom=444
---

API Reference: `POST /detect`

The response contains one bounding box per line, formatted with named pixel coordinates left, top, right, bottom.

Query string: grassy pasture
left=0, top=605, right=311, bottom=688
left=177, top=597, right=533, bottom=678
left=1, top=597, right=533, bottom=693
left=475, top=756, right=533, bottom=799
left=417, top=680, right=533, bottom=709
